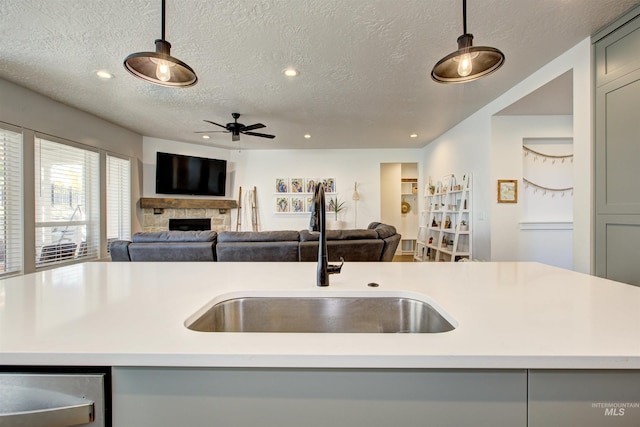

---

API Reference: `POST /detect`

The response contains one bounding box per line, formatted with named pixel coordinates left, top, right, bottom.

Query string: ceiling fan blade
left=203, top=120, right=229, bottom=130
left=241, top=123, right=266, bottom=132
left=243, top=131, right=276, bottom=139
left=194, top=130, right=229, bottom=134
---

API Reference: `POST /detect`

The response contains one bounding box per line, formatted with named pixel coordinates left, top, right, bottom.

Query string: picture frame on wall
left=323, top=178, right=336, bottom=193
left=276, top=178, right=289, bottom=193
left=291, top=196, right=305, bottom=213
left=306, top=196, right=314, bottom=212
left=306, top=178, right=317, bottom=194
left=276, top=197, right=289, bottom=212
left=497, top=179, right=518, bottom=203
left=290, top=178, right=304, bottom=193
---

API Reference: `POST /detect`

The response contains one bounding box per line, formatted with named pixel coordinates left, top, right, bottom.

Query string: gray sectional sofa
left=110, top=222, right=400, bottom=262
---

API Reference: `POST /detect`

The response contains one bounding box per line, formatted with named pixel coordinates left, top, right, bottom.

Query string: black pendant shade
left=123, top=0, right=197, bottom=88
left=431, top=0, right=504, bottom=84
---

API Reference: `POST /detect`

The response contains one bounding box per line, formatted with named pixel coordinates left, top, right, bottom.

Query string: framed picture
left=276, top=178, right=289, bottom=193
left=291, top=196, right=305, bottom=213
left=324, top=178, right=336, bottom=193
left=305, top=178, right=317, bottom=194
left=497, top=180, right=518, bottom=203
left=276, top=197, right=289, bottom=212
left=290, top=178, right=304, bottom=193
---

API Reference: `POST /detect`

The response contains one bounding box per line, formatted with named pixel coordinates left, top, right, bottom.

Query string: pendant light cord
left=161, top=0, right=166, bottom=40
left=462, top=0, right=467, bottom=35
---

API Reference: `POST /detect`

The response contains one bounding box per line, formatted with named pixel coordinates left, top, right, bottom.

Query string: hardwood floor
left=392, top=254, right=414, bottom=262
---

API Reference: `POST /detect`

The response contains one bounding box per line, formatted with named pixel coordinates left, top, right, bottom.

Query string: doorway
left=380, top=163, right=419, bottom=258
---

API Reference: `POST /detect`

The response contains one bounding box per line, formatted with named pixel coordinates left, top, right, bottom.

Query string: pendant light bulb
left=457, top=53, right=473, bottom=77
left=155, top=59, right=172, bottom=82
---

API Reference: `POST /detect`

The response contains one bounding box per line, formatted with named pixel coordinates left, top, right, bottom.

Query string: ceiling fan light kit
left=431, top=0, right=505, bottom=84
left=124, top=0, right=197, bottom=88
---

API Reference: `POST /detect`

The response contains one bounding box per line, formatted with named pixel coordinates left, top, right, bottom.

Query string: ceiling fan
left=196, top=113, right=275, bottom=142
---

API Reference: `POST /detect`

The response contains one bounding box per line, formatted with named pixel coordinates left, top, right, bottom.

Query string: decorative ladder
left=236, top=186, right=258, bottom=231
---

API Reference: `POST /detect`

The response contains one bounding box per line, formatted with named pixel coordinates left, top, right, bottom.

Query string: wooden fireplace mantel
left=140, top=198, right=238, bottom=210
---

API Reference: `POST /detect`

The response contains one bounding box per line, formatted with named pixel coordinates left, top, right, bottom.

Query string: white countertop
left=1, top=261, right=639, bottom=369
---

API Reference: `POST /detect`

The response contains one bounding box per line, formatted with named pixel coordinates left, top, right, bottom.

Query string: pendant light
left=431, top=0, right=504, bottom=84
left=123, top=0, right=197, bottom=87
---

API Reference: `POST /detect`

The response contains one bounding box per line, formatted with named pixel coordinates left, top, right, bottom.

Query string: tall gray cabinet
left=594, top=6, right=640, bottom=286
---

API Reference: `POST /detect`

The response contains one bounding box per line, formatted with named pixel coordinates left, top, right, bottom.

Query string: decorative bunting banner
left=523, top=178, right=573, bottom=197
left=523, top=146, right=573, bottom=164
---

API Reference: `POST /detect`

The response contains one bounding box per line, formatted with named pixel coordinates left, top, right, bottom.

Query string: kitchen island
left=1, top=261, right=639, bottom=426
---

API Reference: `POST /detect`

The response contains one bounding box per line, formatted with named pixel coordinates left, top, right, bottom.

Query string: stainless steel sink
left=186, top=296, right=455, bottom=333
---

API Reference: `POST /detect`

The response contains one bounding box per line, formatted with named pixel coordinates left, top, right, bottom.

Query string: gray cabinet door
left=529, top=370, right=640, bottom=427
left=113, top=367, right=527, bottom=427
left=594, top=10, right=640, bottom=286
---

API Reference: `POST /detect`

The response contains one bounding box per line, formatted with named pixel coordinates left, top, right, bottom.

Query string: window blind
left=34, top=137, right=99, bottom=267
left=106, top=154, right=131, bottom=253
left=0, top=126, right=23, bottom=276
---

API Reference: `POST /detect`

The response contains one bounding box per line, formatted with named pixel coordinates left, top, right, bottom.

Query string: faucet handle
left=327, top=257, right=344, bottom=275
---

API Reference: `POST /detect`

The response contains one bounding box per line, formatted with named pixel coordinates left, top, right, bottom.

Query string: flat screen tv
left=155, top=152, right=227, bottom=196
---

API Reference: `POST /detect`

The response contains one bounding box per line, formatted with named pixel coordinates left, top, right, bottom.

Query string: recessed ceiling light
left=96, top=70, right=113, bottom=79
left=202, top=135, right=210, bottom=139
left=410, top=133, right=418, bottom=138
left=284, top=68, right=299, bottom=77
left=304, top=134, right=311, bottom=139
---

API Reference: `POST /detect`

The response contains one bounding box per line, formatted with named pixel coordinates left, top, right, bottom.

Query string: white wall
left=422, top=111, right=492, bottom=260
left=0, top=79, right=142, bottom=160
left=380, top=163, right=401, bottom=231
left=230, top=149, right=423, bottom=231
left=421, top=38, right=592, bottom=272
left=491, top=116, right=573, bottom=268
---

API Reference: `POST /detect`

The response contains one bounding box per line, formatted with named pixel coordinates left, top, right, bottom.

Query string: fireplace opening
left=169, top=218, right=211, bottom=231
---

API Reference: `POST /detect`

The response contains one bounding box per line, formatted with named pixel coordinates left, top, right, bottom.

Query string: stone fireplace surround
left=140, top=198, right=237, bottom=233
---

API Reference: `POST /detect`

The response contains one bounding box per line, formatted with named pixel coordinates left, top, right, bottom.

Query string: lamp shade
left=431, top=34, right=504, bottom=83
left=352, top=181, right=360, bottom=201
left=124, top=39, right=197, bottom=88
left=431, top=0, right=505, bottom=84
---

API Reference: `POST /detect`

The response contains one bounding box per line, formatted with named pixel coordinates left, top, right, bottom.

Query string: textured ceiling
left=1, top=0, right=638, bottom=150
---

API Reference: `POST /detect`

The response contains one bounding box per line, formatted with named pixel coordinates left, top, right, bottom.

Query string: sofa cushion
left=129, top=242, right=216, bottom=261
left=299, top=240, right=384, bottom=262
left=379, top=233, right=401, bottom=262
left=216, top=241, right=300, bottom=262
left=218, top=230, right=300, bottom=243
left=109, top=240, right=131, bottom=261
left=371, top=224, right=397, bottom=239
left=132, top=230, right=217, bottom=243
left=299, top=229, right=379, bottom=241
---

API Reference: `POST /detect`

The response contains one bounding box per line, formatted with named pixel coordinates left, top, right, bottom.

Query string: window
left=35, top=137, right=99, bottom=267
left=0, top=126, right=23, bottom=276
left=106, top=154, right=131, bottom=251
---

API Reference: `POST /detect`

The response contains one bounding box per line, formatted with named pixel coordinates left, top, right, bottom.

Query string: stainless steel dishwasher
left=0, top=368, right=109, bottom=427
